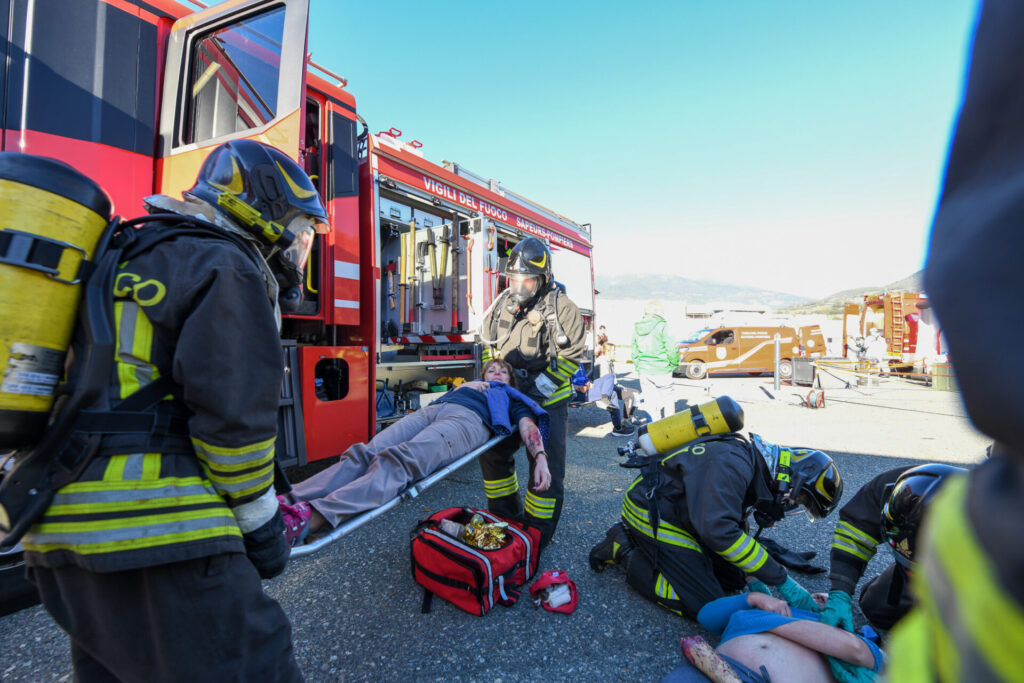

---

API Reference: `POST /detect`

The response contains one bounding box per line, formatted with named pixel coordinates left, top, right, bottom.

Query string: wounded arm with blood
left=518, top=416, right=551, bottom=491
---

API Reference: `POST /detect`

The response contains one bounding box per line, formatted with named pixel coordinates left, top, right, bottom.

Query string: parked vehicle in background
left=843, top=292, right=926, bottom=371
left=676, top=325, right=826, bottom=379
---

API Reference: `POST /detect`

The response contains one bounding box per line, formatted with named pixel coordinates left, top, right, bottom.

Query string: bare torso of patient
left=718, top=633, right=834, bottom=683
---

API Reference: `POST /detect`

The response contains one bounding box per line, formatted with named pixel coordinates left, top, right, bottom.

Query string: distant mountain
left=594, top=274, right=811, bottom=310
left=774, top=271, right=924, bottom=316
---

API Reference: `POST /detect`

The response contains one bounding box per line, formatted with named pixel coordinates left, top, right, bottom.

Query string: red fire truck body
left=1, top=0, right=595, bottom=466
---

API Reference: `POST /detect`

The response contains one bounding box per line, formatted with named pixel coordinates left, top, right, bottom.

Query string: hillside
left=774, top=270, right=924, bottom=316
left=594, top=274, right=810, bottom=310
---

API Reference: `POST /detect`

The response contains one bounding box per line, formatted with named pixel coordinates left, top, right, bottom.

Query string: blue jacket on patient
left=697, top=594, right=884, bottom=676
left=483, top=382, right=550, bottom=442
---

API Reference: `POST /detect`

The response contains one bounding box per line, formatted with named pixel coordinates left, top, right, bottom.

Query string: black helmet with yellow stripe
left=505, top=236, right=552, bottom=305
left=785, top=448, right=843, bottom=519
left=882, top=463, right=966, bottom=567
left=186, top=140, right=329, bottom=310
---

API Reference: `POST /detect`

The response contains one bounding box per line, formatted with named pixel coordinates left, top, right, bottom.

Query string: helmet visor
left=281, top=215, right=321, bottom=271
left=507, top=274, right=540, bottom=303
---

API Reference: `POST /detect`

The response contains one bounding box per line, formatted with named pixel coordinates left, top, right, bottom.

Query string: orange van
left=676, top=325, right=826, bottom=379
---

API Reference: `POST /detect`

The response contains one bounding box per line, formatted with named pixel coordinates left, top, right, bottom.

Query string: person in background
left=820, top=463, right=965, bottom=634
left=596, top=325, right=613, bottom=375
left=281, top=359, right=550, bottom=543
left=631, top=299, right=678, bottom=422
left=570, top=367, right=638, bottom=437
left=21, top=140, right=325, bottom=681
left=479, top=237, right=585, bottom=548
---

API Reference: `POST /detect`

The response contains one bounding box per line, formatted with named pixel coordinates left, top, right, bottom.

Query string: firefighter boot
left=589, top=522, right=634, bottom=572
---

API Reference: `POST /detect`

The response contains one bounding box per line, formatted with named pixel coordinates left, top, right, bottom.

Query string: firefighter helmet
left=786, top=449, right=843, bottom=519
left=882, top=463, right=967, bottom=567
left=185, top=139, right=327, bottom=258
left=505, top=237, right=551, bottom=304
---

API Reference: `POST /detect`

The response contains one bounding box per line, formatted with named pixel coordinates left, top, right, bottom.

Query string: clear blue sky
left=309, top=1, right=978, bottom=298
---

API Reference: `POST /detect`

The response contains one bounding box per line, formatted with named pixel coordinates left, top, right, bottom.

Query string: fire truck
left=0, top=0, right=595, bottom=614
left=0, top=0, right=596, bottom=468
left=842, top=292, right=923, bottom=368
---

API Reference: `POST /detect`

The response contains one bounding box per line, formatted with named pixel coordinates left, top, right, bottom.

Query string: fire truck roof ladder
left=442, top=161, right=587, bottom=235
left=306, top=54, right=348, bottom=87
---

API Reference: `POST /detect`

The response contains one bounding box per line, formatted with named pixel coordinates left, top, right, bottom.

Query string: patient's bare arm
left=517, top=417, right=551, bottom=491
left=768, top=620, right=875, bottom=668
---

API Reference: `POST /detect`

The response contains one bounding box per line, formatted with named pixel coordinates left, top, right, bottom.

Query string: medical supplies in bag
left=411, top=507, right=541, bottom=616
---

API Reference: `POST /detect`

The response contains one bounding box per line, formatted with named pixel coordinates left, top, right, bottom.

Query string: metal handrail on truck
left=288, top=434, right=506, bottom=558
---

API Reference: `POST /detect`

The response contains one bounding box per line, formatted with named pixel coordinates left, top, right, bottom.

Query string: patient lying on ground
left=664, top=592, right=884, bottom=683
left=279, top=359, right=550, bottom=545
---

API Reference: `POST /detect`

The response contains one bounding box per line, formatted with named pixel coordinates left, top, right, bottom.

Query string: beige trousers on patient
left=291, top=402, right=491, bottom=528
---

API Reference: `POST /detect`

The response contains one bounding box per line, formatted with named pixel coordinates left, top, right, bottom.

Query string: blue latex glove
left=776, top=575, right=820, bottom=613
left=820, top=590, right=855, bottom=632
left=747, top=579, right=772, bottom=595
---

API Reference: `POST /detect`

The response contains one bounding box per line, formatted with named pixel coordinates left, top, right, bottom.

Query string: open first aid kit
left=411, top=507, right=541, bottom=616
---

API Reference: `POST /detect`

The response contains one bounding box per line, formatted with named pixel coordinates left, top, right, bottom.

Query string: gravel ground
left=0, top=370, right=990, bottom=682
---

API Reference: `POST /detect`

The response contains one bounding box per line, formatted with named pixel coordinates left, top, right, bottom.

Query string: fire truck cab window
left=185, top=7, right=286, bottom=145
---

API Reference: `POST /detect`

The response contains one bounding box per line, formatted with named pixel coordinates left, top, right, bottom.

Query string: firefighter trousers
left=859, top=562, right=914, bottom=631
left=29, top=553, right=303, bottom=683
left=480, top=398, right=567, bottom=548
left=622, top=528, right=747, bottom=619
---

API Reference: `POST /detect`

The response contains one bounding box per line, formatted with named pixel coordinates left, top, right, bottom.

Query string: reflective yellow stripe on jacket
left=717, top=532, right=769, bottom=574
left=887, top=475, right=1024, bottom=682
left=541, top=356, right=577, bottom=407
left=22, top=458, right=242, bottom=556
left=622, top=480, right=702, bottom=551
left=192, top=435, right=276, bottom=504
left=831, top=520, right=879, bottom=563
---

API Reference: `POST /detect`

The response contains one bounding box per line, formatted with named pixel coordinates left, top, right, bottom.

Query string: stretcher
left=289, top=434, right=506, bottom=558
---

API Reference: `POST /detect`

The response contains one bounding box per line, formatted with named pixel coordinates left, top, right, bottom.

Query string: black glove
left=761, top=537, right=825, bottom=574
left=243, top=509, right=289, bottom=579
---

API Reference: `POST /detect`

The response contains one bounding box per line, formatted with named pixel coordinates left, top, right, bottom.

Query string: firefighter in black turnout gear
left=479, top=237, right=584, bottom=547
left=821, top=463, right=965, bottom=634
left=15, top=140, right=327, bottom=682
left=590, top=432, right=843, bottom=619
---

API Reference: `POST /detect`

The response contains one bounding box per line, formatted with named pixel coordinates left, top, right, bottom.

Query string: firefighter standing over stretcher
left=14, top=141, right=327, bottom=681
left=590, top=422, right=843, bottom=619
left=479, top=237, right=584, bottom=548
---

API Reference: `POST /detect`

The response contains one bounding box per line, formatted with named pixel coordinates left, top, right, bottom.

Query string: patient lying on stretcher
left=278, top=359, right=550, bottom=545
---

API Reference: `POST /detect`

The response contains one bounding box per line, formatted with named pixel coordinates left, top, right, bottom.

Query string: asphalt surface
left=0, top=370, right=990, bottom=682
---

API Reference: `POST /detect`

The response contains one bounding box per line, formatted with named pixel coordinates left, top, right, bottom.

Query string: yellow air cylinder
left=0, top=153, right=112, bottom=448
left=638, top=396, right=744, bottom=455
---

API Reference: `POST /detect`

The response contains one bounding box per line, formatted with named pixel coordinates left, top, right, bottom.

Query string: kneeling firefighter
left=0, top=140, right=327, bottom=681
left=478, top=236, right=584, bottom=547
left=589, top=397, right=843, bottom=619
left=821, top=463, right=966, bottom=633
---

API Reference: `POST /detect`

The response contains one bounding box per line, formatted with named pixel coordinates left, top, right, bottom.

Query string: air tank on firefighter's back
left=0, top=153, right=112, bottom=448
left=637, top=396, right=744, bottom=455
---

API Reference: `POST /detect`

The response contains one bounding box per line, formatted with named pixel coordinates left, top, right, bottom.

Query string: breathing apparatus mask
left=507, top=273, right=543, bottom=309
left=266, top=214, right=322, bottom=312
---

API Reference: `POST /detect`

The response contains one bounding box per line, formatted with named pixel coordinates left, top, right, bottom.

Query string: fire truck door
left=156, top=0, right=311, bottom=198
